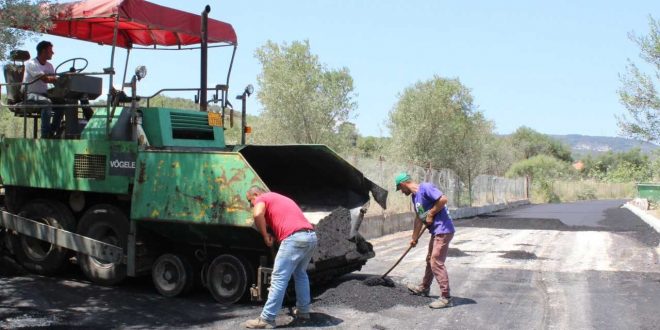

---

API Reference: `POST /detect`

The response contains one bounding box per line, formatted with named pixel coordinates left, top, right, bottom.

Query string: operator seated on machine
left=22, top=41, right=63, bottom=139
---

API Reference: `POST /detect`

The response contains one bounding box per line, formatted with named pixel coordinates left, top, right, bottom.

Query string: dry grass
left=551, top=180, right=635, bottom=202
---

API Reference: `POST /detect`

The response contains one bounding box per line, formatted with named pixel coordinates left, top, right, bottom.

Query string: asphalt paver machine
left=0, top=0, right=386, bottom=304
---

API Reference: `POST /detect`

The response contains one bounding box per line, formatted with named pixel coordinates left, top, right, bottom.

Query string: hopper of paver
left=237, top=144, right=387, bottom=280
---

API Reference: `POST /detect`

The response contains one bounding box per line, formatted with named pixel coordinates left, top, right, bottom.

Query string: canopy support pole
left=221, top=46, right=237, bottom=128
left=107, top=15, right=120, bottom=137
left=121, top=48, right=131, bottom=92
left=200, top=5, right=210, bottom=112
left=225, top=45, right=237, bottom=108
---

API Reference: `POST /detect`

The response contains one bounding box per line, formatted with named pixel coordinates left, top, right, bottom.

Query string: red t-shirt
left=255, top=192, right=313, bottom=242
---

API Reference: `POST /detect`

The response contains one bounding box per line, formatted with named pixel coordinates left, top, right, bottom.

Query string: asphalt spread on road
left=313, top=277, right=432, bottom=312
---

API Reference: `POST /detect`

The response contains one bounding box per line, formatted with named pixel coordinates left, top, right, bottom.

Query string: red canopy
left=46, top=0, right=237, bottom=48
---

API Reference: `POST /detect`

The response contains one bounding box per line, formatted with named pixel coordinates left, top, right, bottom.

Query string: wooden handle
left=381, top=225, right=428, bottom=278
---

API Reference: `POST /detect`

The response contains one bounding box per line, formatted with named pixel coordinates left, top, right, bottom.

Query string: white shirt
left=23, top=58, right=55, bottom=95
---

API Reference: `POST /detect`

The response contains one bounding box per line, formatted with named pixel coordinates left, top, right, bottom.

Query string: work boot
left=406, top=284, right=430, bottom=297
left=429, top=296, right=452, bottom=309
left=292, top=307, right=310, bottom=320
left=243, top=317, right=276, bottom=329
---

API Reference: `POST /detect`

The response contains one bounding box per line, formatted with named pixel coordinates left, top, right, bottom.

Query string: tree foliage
left=0, top=0, right=55, bottom=60
left=510, top=126, right=573, bottom=162
left=254, top=40, right=357, bottom=149
left=333, top=121, right=359, bottom=153
left=356, top=136, right=389, bottom=158
left=0, top=96, right=31, bottom=137
left=580, top=148, right=653, bottom=183
left=481, top=135, right=519, bottom=176
left=387, top=75, right=495, bottom=185
left=617, top=15, right=660, bottom=142
left=505, top=154, right=574, bottom=183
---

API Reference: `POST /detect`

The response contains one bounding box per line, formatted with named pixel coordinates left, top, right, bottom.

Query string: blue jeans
left=27, top=93, right=62, bottom=138
left=261, top=231, right=318, bottom=321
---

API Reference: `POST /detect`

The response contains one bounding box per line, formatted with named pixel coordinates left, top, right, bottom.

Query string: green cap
left=395, top=172, right=411, bottom=190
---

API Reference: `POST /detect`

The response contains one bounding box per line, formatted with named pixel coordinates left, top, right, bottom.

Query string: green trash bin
left=637, top=183, right=660, bottom=202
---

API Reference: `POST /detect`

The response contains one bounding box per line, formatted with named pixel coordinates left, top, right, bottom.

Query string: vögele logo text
left=110, top=159, right=135, bottom=169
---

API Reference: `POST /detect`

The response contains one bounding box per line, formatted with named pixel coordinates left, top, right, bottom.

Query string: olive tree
left=510, top=126, right=573, bottom=162
left=617, top=16, right=660, bottom=142
left=387, top=75, right=494, bottom=187
left=0, top=0, right=55, bottom=60
left=254, top=40, right=357, bottom=149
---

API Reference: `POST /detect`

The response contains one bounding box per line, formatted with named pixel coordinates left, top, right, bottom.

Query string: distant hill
left=550, top=134, right=658, bottom=158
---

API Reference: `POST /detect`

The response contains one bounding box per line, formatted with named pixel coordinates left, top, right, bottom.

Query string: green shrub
left=531, top=179, right=561, bottom=203
left=576, top=186, right=597, bottom=200
left=506, top=155, right=574, bottom=182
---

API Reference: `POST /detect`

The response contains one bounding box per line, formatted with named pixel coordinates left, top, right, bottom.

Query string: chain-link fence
left=344, top=155, right=527, bottom=215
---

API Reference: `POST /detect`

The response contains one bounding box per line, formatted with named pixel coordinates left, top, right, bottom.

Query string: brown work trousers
left=421, top=233, right=454, bottom=298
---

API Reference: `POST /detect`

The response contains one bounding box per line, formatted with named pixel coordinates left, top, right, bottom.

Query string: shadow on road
left=0, top=257, right=249, bottom=329
left=451, top=296, right=477, bottom=307
left=1, top=251, right=353, bottom=328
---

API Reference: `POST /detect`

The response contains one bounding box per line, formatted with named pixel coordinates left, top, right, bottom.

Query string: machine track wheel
left=152, top=253, right=195, bottom=297
left=12, top=199, right=75, bottom=274
left=76, top=204, right=128, bottom=286
left=206, top=254, right=252, bottom=305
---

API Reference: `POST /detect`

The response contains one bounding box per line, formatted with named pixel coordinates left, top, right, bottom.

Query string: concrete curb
left=622, top=202, right=660, bottom=234
left=360, top=199, right=530, bottom=240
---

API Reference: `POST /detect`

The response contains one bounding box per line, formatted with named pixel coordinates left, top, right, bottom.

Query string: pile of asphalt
left=362, top=276, right=395, bottom=287
left=313, top=279, right=431, bottom=312
left=313, top=208, right=354, bottom=261
left=312, top=208, right=373, bottom=266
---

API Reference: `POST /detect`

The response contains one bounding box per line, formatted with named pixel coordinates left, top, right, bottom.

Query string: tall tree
left=357, top=136, right=389, bottom=158
left=0, top=0, right=54, bottom=60
left=254, top=40, right=357, bottom=147
left=387, top=75, right=494, bottom=184
left=617, top=16, right=660, bottom=142
left=333, top=121, right=359, bottom=153
left=510, top=126, right=573, bottom=162
left=481, top=135, right=519, bottom=176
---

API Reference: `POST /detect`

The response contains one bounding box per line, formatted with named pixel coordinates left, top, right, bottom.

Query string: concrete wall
left=360, top=200, right=530, bottom=240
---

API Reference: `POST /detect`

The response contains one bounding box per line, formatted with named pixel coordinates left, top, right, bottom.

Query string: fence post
left=525, top=176, right=530, bottom=200
left=468, top=171, right=472, bottom=207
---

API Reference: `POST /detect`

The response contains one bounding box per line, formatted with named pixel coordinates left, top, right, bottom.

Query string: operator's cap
left=395, top=172, right=411, bottom=190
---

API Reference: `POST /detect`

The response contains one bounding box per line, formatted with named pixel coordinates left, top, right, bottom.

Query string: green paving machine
left=0, top=0, right=386, bottom=304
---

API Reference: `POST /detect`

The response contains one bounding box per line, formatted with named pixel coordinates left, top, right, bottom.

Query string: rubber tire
left=206, top=254, right=250, bottom=305
left=77, top=204, right=128, bottom=286
left=152, top=253, right=195, bottom=297
left=11, top=199, right=75, bottom=275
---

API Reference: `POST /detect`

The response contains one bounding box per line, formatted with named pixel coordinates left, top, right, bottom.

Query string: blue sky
left=21, top=0, right=659, bottom=138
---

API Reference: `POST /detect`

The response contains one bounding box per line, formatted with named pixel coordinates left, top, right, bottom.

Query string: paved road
left=1, top=199, right=659, bottom=329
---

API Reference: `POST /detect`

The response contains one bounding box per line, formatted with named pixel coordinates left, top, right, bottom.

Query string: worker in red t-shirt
left=244, top=186, right=318, bottom=329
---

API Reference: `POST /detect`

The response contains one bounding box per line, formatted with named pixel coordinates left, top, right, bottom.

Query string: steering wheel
left=55, top=57, right=88, bottom=74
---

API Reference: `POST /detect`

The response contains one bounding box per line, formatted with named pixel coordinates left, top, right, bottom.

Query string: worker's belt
left=291, top=228, right=314, bottom=235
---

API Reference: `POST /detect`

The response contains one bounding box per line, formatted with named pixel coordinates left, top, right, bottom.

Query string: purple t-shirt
left=412, top=183, right=455, bottom=235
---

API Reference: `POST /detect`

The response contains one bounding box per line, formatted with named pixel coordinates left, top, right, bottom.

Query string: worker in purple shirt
left=395, top=172, right=455, bottom=309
